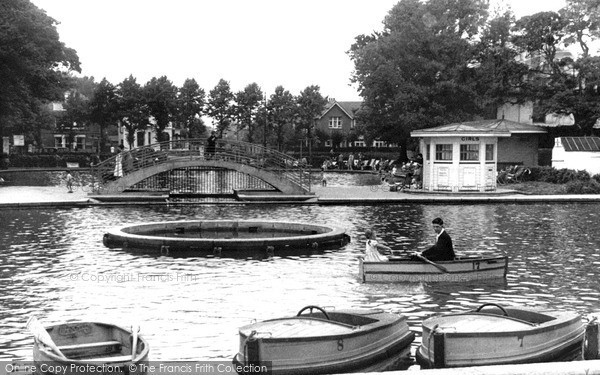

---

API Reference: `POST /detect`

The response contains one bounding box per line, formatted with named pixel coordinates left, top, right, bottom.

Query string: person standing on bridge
left=113, top=145, right=124, bottom=178
left=206, top=131, right=217, bottom=159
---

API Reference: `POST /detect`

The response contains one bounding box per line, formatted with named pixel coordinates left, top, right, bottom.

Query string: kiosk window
left=435, top=144, right=453, bottom=161
left=460, top=144, right=479, bottom=161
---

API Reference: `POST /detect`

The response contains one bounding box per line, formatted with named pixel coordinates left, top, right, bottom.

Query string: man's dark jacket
left=422, top=230, right=455, bottom=261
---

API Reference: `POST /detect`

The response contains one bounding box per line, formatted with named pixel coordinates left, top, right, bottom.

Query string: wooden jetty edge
left=351, top=359, right=600, bottom=375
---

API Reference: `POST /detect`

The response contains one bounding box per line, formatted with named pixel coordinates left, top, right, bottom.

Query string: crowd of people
left=321, top=151, right=424, bottom=190
left=386, top=159, right=423, bottom=190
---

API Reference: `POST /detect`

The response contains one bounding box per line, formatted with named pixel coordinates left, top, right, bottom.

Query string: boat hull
left=416, top=307, right=585, bottom=368
left=32, top=322, right=149, bottom=375
left=233, top=309, right=414, bottom=375
left=359, top=254, right=508, bottom=283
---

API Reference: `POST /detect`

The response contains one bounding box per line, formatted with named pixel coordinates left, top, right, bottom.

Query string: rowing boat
left=233, top=305, right=414, bottom=374
left=32, top=321, right=149, bottom=374
left=359, top=254, right=508, bottom=283
left=416, top=304, right=585, bottom=368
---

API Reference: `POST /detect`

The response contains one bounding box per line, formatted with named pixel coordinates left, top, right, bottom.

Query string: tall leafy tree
left=295, top=85, right=327, bottom=138
left=116, top=75, right=147, bottom=148
left=552, top=0, right=600, bottom=135
left=144, top=76, right=178, bottom=143
left=206, top=79, right=234, bottom=137
left=510, top=6, right=600, bottom=135
left=51, top=76, right=96, bottom=149
left=561, top=0, right=600, bottom=59
left=0, top=0, right=80, bottom=152
left=174, top=78, right=205, bottom=139
left=349, top=0, right=490, bottom=153
left=234, top=83, right=263, bottom=143
left=512, top=11, right=569, bottom=77
left=60, top=90, right=90, bottom=149
left=187, top=117, right=207, bottom=139
left=88, top=78, right=118, bottom=152
left=269, top=86, right=297, bottom=151
left=472, top=11, right=530, bottom=109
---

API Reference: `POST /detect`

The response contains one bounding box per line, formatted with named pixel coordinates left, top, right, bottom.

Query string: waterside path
left=1, top=185, right=600, bottom=209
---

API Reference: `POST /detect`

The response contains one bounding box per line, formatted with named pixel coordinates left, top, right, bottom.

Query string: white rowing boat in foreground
left=233, top=306, right=414, bottom=374
left=416, top=303, right=585, bottom=368
left=29, top=318, right=149, bottom=374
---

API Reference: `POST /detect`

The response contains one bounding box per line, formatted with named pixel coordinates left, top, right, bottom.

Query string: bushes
left=521, top=166, right=600, bottom=194
left=527, top=166, right=591, bottom=184
left=7, top=154, right=65, bottom=168
left=564, top=179, right=600, bottom=194
left=5, top=153, right=92, bottom=168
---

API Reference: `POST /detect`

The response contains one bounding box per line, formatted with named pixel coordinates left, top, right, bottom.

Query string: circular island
left=103, top=220, right=351, bottom=258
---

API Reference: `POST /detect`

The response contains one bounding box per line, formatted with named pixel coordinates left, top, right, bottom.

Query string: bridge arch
left=92, top=138, right=311, bottom=196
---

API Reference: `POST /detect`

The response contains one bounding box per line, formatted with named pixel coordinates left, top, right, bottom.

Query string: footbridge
left=91, top=138, right=312, bottom=197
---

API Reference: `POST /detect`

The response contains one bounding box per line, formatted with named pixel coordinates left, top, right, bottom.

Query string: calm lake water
left=1, top=173, right=600, bottom=365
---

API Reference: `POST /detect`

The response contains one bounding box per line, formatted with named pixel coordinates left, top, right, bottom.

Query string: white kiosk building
left=411, top=119, right=546, bottom=192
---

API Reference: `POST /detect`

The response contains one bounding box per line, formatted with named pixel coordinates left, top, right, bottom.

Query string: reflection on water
left=1, top=203, right=600, bottom=363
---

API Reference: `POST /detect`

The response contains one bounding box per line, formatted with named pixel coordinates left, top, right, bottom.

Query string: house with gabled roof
left=552, top=137, right=600, bottom=176
left=411, top=119, right=546, bottom=192
left=315, top=100, right=361, bottom=148
left=315, top=99, right=395, bottom=148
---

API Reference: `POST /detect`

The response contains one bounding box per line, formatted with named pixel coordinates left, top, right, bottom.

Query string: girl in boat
left=365, top=229, right=393, bottom=262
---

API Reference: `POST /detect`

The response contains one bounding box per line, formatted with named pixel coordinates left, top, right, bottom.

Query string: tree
left=269, top=86, right=297, bottom=151
left=116, top=75, right=147, bottom=148
left=349, top=0, right=490, bottom=156
left=50, top=76, right=96, bottom=150
left=234, top=83, right=263, bottom=143
left=0, top=0, right=80, bottom=153
left=174, top=78, right=205, bottom=139
left=510, top=6, right=600, bottom=135
left=60, top=90, right=90, bottom=149
left=330, top=130, right=345, bottom=150
left=187, top=117, right=207, bottom=139
left=512, top=11, right=569, bottom=77
left=295, top=86, right=327, bottom=163
left=88, top=78, right=118, bottom=152
left=296, top=85, right=327, bottom=138
left=472, top=11, right=530, bottom=109
left=561, top=0, right=600, bottom=59
left=206, top=79, right=234, bottom=137
left=144, top=76, right=178, bottom=143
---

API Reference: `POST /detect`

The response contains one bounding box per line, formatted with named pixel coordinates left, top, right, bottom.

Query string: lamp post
left=263, top=94, right=268, bottom=149
left=309, top=119, right=315, bottom=169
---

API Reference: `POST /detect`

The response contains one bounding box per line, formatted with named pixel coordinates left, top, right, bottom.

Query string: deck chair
left=497, top=170, right=509, bottom=184
left=512, top=167, right=531, bottom=183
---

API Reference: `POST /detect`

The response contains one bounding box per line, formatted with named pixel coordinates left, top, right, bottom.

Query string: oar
left=415, top=253, right=448, bottom=273
left=131, top=323, right=140, bottom=361
left=26, top=316, right=67, bottom=359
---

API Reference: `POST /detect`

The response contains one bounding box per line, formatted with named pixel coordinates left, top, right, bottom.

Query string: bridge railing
left=91, top=138, right=311, bottom=193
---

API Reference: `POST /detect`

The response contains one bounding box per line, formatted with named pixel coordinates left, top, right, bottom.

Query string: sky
left=31, top=0, right=569, bottom=102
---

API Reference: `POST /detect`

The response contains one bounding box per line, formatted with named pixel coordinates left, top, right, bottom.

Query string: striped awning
left=561, top=137, right=600, bottom=152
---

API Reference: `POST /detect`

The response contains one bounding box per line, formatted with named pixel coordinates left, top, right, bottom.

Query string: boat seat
left=58, top=341, right=121, bottom=351
left=80, top=355, right=132, bottom=363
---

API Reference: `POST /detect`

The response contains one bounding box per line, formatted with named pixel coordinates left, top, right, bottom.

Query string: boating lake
left=1, top=173, right=600, bottom=364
